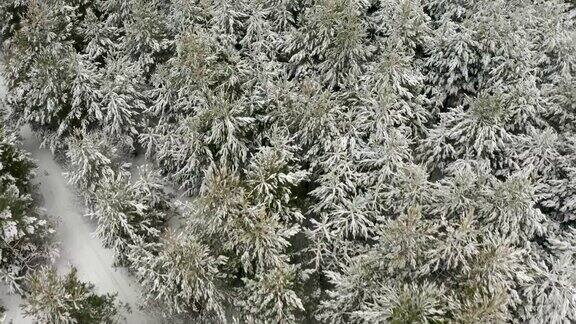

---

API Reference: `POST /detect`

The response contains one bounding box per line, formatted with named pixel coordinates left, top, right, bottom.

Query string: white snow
left=0, top=286, right=27, bottom=324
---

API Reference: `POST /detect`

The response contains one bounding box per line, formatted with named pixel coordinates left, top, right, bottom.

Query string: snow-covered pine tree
left=86, top=167, right=168, bottom=262
left=3, top=1, right=77, bottom=132
left=127, top=231, right=228, bottom=320
left=3, top=0, right=576, bottom=322
left=58, top=54, right=103, bottom=142
left=317, top=159, right=545, bottom=322
left=97, top=53, right=147, bottom=148
left=0, top=0, right=26, bottom=40
left=188, top=155, right=303, bottom=277
left=238, top=263, right=306, bottom=323
left=0, top=125, right=53, bottom=293
left=120, top=0, right=171, bottom=75
left=22, top=267, right=126, bottom=323
left=65, top=130, right=169, bottom=263
left=285, top=0, right=373, bottom=87
left=171, top=128, right=310, bottom=321
left=79, top=8, right=120, bottom=62
left=144, top=89, right=255, bottom=193
left=64, top=130, right=117, bottom=193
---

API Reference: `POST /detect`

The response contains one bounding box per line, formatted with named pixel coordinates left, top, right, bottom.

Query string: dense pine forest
left=1, top=0, right=576, bottom=323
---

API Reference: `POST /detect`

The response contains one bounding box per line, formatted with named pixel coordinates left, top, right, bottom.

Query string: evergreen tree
left=3, top=0, right=576, bottom=322
left=86, top=167, right=167, bottom=262
left=64, top=130, right=117, bottom=193
left=0, top=126, right=53, bottom=293
left=22, top=267, right=126, bottom=323
left=127, top=231, right=227, bottom=320
left=238, top=264, right=305, bottom=323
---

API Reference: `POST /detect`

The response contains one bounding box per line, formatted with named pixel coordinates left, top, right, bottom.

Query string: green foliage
left=0, top=128, right=52, bottom=292
left=3, top=0, right=576, bottom=322
left=127, top=232, right=227, bottom=320
left=22, top=267, right=126, bottom=323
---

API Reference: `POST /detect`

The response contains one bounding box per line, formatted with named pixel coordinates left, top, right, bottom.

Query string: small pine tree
left=127, top=231, right=228, bottom=320
left=0, top=127, right=53, bottom=293
left=238, top=264, right=305, bottom=323
left=87, top=169, right=166, bottom=261
left=22, top=267, right=126, bottom=323
left=64, top=130, right=117, bottom=193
